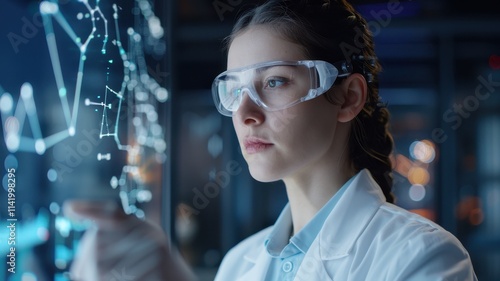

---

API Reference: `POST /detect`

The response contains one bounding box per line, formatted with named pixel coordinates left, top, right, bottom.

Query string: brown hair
left=227, top=0, right=395, bottom=203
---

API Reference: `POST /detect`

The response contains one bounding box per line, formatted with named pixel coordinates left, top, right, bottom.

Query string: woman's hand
left=63, top=200, right=196, bottom=281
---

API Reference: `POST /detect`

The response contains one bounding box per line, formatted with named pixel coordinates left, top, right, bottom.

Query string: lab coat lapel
left=295, top=169, right=385, bottom=280
left=236, top=246, right=272, bottom=281
left=319, top=169, right=385, bottom=259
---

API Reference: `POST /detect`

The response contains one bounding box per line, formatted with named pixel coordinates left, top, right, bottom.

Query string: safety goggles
left=212, top=60, right=352, bottom=116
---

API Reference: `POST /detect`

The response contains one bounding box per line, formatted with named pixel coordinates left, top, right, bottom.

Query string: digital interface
left=0, top=0, right=169, bottom=279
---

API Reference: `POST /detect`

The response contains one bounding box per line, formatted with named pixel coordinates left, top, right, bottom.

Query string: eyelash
left=264, top=77, right=288, bottom=89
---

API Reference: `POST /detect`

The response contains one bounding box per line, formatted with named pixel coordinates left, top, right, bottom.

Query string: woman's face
left=227, top=26, right=342, bottom=183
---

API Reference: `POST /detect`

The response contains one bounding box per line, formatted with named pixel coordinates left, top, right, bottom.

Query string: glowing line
left=20, top=84, right=43, bottom=142
left=43, top=129, right=70, bottom=150
left=51, top=6, right=83, bottom=48
left=18, top=136, right=36, bottom=153
left=13, top=93, right=27, bottom=133
left=71, top=54, right=85, bottom=131
left=41, top=13, right=71, bottom=128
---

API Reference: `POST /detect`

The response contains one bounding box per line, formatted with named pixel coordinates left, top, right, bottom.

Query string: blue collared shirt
left=263, top=175, right=356, bottom=281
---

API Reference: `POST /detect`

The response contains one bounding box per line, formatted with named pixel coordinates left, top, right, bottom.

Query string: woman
left=67, top=0, right=477, bottom=280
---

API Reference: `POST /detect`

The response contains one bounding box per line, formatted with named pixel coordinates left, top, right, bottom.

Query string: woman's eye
left=265, top=77, right=287, bottom=88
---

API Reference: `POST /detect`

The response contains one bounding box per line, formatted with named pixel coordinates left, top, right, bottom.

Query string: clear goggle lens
left=212, top=60, right=351, bottom=116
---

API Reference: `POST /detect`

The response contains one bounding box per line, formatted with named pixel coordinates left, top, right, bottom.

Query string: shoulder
left=364, top=203, right=477, bottom=280
left=214, top=226, right=272, bottom=281
left=369, top=202, right=465, bottom=253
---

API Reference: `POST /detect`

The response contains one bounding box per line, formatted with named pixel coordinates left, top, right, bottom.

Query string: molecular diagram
left=1, top=0, right=168, bottom=219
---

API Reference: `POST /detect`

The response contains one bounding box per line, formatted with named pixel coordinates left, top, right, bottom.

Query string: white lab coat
left=214, top=169, right=477, bottom=281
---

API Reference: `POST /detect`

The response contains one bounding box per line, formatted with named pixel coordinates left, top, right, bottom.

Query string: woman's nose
left=234, top=90, right=265, bottom=126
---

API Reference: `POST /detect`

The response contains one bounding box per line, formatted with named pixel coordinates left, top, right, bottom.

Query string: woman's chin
left=248, top=167, right=281, bottom=183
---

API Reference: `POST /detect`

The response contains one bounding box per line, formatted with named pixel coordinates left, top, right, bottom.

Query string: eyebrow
left=255, top=64, right=298, bottom=74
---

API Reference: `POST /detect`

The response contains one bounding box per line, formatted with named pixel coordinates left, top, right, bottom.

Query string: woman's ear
left=337, top=73, right=367, bottom=123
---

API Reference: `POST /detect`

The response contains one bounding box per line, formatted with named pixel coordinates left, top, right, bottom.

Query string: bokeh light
left=408, top=166, right=430, bottom=185
left=410, top=139, right=436, bottom=163
left=409, top=184, right=426, bottom=201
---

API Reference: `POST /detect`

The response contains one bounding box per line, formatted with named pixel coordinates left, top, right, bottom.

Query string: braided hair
left=227, top=0, right=395, bottom=203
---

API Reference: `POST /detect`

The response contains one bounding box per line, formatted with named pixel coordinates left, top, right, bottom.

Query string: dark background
left=1, top=0, right=499, bottom=280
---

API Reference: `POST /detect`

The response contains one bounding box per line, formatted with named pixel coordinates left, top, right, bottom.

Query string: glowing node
left=147, top=111, right=158, bottom=122
left=5, top=116, right=20, bottom=134
left=118, top=177, right=126, bottom=186
left=137, top=189, right=152, bottom=202
left=0, top=93, right=14, bottom=112
left=58, top=87, right=67, bottom=97
left=49, top=202, right=60, bottom=214
left=20, top=83, right=33, bottom=99
left=110, top=176, right=118, bottom=189
left=208, top=134, right=223, bottom=158
left=154, top=139, right=166, bottom=153
left=21, top=272, right=38, bottom=281
left=4, top=154, right=18, bottom=170
left=137, top=134, right=147, bottom=145
left=132, top=117, right=141, bottom=127
left=148, top=17, right=164, bottom=38
left=135, top=91, right=148, bottom=101
left=84, top=98, right=90, bottom=106
left=127, top=27, right=134, bottom=35
left=47, top=169, right=58, bottom=182
left=140, top=74, right=149, bottom=83
left=40, top=1, right=59, bottom=14
left=409, top=184, right=426, bottom=202
left=68, top=126, right=75, bottom=136
left=37, top=226, right=50, bottom=241
left=151, top=124, right=162, bottom=136
left=55, top=216, right=71, bottom=238
left=6, top=134, right=20, bottom=152
left=35, top=139, right=46, bottom=155
left=77, top=12, right=83, bottom=20
left=155, top=88, right=168, bottom=102
left=135, top=209, right=145, bottom=219
left=133, top=33, right=141, bottom=42
left=55, top=259, right=67, bottom=270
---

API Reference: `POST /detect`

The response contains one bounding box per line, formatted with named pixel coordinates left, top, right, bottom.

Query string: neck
left=283, top=160, right=354, bottom=236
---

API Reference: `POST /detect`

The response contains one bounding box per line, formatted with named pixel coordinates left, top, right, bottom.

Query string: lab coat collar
left=238, top=169, right=385, bottom=280
left=317, top=169, right=385, bottom=260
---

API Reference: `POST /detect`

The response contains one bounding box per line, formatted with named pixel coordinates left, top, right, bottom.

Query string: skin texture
left=228, top=25, right=368, bottom=234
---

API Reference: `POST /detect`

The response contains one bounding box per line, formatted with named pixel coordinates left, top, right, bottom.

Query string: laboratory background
left=0, top=0, right=499, bottom=280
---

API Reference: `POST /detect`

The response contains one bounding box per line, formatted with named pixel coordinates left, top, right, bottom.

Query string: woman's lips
left=244, top=137, right=273, bottom=154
